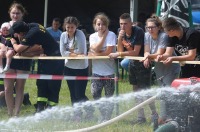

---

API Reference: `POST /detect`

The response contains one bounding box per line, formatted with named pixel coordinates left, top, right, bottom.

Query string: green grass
left=0, top=76, right=156, bottom=132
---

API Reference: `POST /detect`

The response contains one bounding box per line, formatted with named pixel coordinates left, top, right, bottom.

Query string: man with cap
left=10, top=21, right=64, bottom=112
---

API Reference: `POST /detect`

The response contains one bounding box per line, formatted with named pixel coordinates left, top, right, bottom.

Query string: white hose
left=60, top=95, right=157, bottom=132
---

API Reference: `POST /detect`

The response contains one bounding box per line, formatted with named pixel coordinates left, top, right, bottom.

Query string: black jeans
left=64, top=67, right=89, bottom=105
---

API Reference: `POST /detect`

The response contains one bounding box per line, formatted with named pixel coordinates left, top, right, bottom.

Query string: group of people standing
left=1, top=1, right=200, bottom=127
left=0, top=2, right=116, bottom=122
left=109, top=12, right=200, bottom=124
left=0, top=2, right=65, bottom=117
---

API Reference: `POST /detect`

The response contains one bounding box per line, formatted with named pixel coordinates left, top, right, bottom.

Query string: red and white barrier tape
left=0, top=73, right=116, bottom=80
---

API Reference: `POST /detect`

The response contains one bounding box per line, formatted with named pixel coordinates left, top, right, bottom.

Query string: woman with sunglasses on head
left=143, top=15, right=181, bottom=86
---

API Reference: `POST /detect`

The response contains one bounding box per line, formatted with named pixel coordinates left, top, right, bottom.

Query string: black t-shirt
left=21, top=23, right=60, bottom=56
left=120, top=26, right=144, bottom=56
left=1, top=34, right=31, bottom=71
left=168, top=27, right=200, bottom=60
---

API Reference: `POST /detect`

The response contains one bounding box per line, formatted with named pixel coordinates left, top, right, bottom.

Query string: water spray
left=1, top=84, right=200, bottom=132
left=60, top=95, right=157, bottom=132
left=155, top=83, right=200, bottom=132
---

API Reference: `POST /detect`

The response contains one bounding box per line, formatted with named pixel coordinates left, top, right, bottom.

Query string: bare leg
left=13, top=70, right=28, bottom=116
left=4, top=50, right=14, bottom=72
left=133, top=85, right=146, bottom=123
left=0, top=51, right=4, bottom=73
left=4, top=69, right=16, bottom=116
left=0, top=91, right=5, bottom=98
left=149, top=101, right=157, bottom=114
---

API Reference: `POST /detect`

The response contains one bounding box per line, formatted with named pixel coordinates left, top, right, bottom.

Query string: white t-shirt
left=89, top=31, right=116, bottom=76
left=60, top=29, right=88, bottom=69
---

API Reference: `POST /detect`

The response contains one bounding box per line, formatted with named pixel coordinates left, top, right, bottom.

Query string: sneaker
left=3, top=65, right=10, bottom=72
left=36, top=105, right=46, bottom=113
left=35, top=102, right=47, bottom=113
left=46, top=105, right=53, bottom=109
left=132, top=117, right=146, bottom=125
left=151, top=112, right=159, bottom=122
left=23, top=93, right=31, bottom=105
left=0, top=67, right=3, bottom=73
left=0, top=91, right=5, bottom=98
left=137, top=117, right=147, bottom=124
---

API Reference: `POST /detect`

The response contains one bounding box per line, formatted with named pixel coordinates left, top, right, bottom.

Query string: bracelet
left=118, top=52, right=122, bottom=56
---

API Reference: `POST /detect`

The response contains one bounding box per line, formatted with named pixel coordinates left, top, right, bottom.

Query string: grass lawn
left=0, top=72, right=157, bottom=132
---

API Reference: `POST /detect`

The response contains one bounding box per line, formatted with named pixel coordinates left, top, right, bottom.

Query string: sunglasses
left=146, top=26, right=157, bottom=30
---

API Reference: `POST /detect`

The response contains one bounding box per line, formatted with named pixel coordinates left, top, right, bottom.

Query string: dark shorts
left=181, top=64, right=200, bottom=78
left=129, top=60, right=151, bottom=88
left=4, top=58, right=31, bottom=71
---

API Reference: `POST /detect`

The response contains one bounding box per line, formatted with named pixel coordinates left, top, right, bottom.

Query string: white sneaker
left=0, top=67, right=3, bottom=73
left=0, top=91, right=5, bottom=98
left=3, top=65, right=10, bottom=72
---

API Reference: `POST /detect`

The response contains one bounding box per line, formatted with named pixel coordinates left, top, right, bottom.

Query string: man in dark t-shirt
left=157, top=17, right=200, bottom=78
left=109, top=13, right=150, bottom=88
left=109, top=13, right=155, bottom=124
left=9, top=21, right=64, bottom=112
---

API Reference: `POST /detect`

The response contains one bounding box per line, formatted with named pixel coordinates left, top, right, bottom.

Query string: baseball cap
left=9, top=21, right=29, bottom=34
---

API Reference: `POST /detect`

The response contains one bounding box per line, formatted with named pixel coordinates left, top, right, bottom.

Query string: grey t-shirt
left=145, top=32, right=167, bottom=54
left=145, top=32, right=181, bottom=86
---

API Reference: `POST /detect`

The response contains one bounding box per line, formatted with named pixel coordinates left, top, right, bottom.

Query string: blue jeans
left=120, top=58, right=130, bottom=71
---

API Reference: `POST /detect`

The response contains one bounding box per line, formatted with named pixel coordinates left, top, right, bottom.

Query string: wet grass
left=0, top=77, right=155, bottom=132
